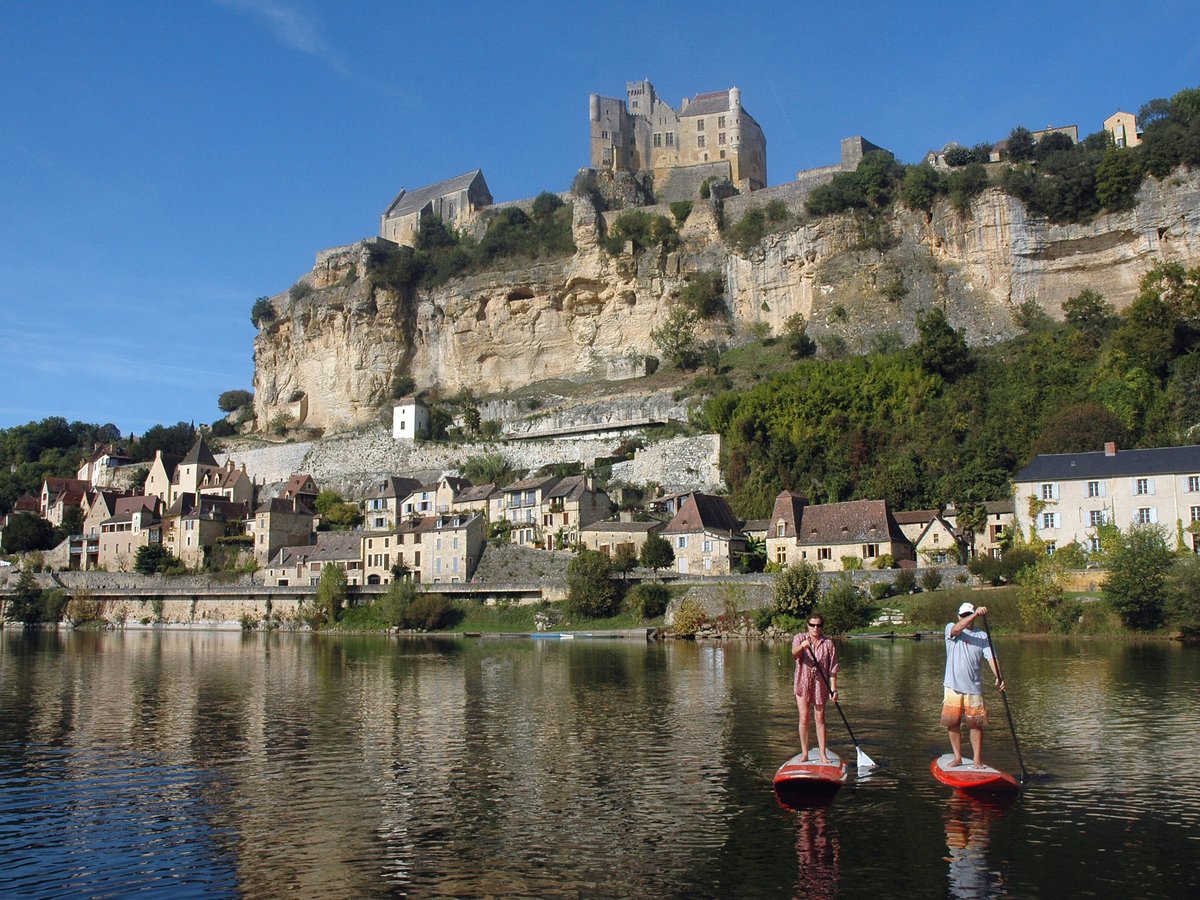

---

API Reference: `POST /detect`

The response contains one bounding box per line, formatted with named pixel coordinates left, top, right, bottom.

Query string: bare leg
left=969, top=727, right=984, bottom=768
left=797, top=695, right=812, bottom=759
left=947, top=726, right=963, bottom=767
left=815, top=704, right=830, bottom=763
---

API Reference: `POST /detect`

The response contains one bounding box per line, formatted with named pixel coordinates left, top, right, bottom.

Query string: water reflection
left=943, top=794, right=1011, bottom=899
left=793, top=807, right=839, bottom=899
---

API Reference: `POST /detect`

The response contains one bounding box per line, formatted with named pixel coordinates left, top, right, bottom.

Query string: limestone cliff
left=253, top=169, right=1200, bottom=432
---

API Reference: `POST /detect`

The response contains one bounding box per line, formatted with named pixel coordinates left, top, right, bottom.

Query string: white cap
left=958, top=602, right=975, bottom=616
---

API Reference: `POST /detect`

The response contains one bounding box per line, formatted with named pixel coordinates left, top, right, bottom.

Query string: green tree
left=531, top=191, right=564, bottom=220
left=1063, top=289, right=1118, bottom=345
left=134, top=544, right=180, bottom=575
left=1103, top=524, right=1174, bottom=630
left=818, top=576, right=868, bottom=634
left=954, top=502, right=989, bottom=560
left=566, top=548, right=621, bottom=619
left=0, top=514, right=56, bottom=552
left=1163, top=555, right=1200, bottom=638
left=6, top=567, right=44, bottom=624
left=1007, top=126, right=1036, bottom=162
left=650, top=304, right=701, bottom=370
left=1032, top=402, right=1128, bottom=455
left=1095, top=147, right=1143, bottom=211
left=915, top=307, right=972, bottom=380
left=627, top=582, right=670, bottom=619
left=783, top=313, right=817, bottom=359
left=900, top=164, right=944, bottom=214
left=375, top=578, right=415, bottom=627
left=612, top=544, right=638, bottom=583
left=316, top=564, right=348, bottom=626
left=639, top=533, right=675, bottom=578
left=251, top=296, right=275, bottom=328
left=217, top=389, right=254, bottom=413
left=773, top=561, right=821, bottom=619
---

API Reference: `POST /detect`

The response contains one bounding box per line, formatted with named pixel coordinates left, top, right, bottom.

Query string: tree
left=899, top=164, right=944, bottom=214
left=818, top=576, right=868, bottom=634
left=915, top=307, right=972, bottom=380
left=566, top=548, right=621, bottom=619
left=773, top=561, right=821, bottom=620
left=6, top=568, right=44, bottom=624
left=1007, top=126, right=1036, bottom=162
left=134, top=544, right=180, bottom=575
left=217, top=390, right=254, bottom=413
left=1095, top=147, right=1143, bottom=211
left=1032, top=402, right=1128, bottom=455
left=651, top=304, right=701, bottom=370
left=612, top=544, right=638, bottom=583
left=783, top=313, right=817, bottom=359
left=531, top=191, right=565, bottom=220
left=1103, top=524, right=1174, bottom=630
left=954, top=502, right=989, bottom=560
left=1063, top=289, right=1117, bottom=345
left=251, top=296, right=275, bottom=328
left=316, top=564, right=348, bottom=626
left=638, top=533, right=675, bottom=578
left=0, top=514, right=55, bottom=553
left=1164, top=555, right=1200, bottom=638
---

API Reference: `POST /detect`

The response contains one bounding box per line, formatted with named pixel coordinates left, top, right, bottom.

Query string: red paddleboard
left=931, top=754, right=1020, bottom=797
left=773, top=749, right=847, bottom=806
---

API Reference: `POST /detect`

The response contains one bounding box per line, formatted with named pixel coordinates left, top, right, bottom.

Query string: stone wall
left=610, top=434, right=724, bottom=494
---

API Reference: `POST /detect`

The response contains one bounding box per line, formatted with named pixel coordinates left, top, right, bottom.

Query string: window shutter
left=1148, top=478, right=1156, bottom=496
left=1150, top=508, right=1159, bottom=524
left=1052, top=483, right=1060, bottom=500
left=1099, top=482, right=1107, bottom=498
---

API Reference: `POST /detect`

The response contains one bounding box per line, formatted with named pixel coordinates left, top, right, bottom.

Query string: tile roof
left=382, top=170, right=484, bottom=220
left=181, top=436, right=219, bottom=468
left=768, top=491, right=807, bottom=538
left=256, top=497, right=315, bottom=516
left=282, top=474, right=318, bottom=498
left=580, top=521, right=661, bottom=534
left=1014, top=445, right=1200, bottom=482
left=662, top=493, right=741, bottom=534
left=268, top=532, right=360, bottom=568
left=893, top=509, right=941, bottom=526
left=453, top=483, right=495, bottom=503
left=794, top=499, right=899, bottom=545
left=683, top=91, right=731, bottom=117
left=366, top=476, right=423, bottom=500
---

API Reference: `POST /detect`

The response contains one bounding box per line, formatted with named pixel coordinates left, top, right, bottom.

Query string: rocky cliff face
left=253, top=170, right=1200, bottom=432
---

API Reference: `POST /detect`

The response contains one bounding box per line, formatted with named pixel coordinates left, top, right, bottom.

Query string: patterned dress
left=793, top=634, right=838, bottom=704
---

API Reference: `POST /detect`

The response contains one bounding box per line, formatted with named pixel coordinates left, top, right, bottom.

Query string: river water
left=1, top=629, right=1198, bottom=898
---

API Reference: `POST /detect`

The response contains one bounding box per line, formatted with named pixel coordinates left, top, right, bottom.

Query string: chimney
left=1104, top=441, right=1117, bottom=457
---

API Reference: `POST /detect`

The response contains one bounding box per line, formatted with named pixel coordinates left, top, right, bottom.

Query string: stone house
left=143, top=450, right=184, bottom=506
left=578, top=520, right=663, bottom=557
left=400, top=476, right=470, bottom=519
left=589, top=80, right=767, bottom=196
left=98, top=497, right=163, bottom=571
left=144, top=435, right=223, bottom=508
left=263, top=532, right=365, bottom=587
left=1012, top=442, right=1200, bottom=555
left=360, top=512, right=486, bottom=585
left=392, top=397, right=431, bottom=441
left=252, top=497, right=316, bottom=566
left=363, top=476, right=423, bottom=531
left=449, top=482, right=495, bottom=519
left=912, top=516, right=962, bottom=567
left=76, top=444, right=131, bottom=484
left=490, top=475, right=610, bottom=549
left=766, top=492, right=911, bottom=572
left=943, top=500, right=1015, bottom=559
left=280, top=474, right=319, bottom=505
left=162, top=496, right=250, bottom=569
left=661, top=492, right=747, bottom=576
left=1104, top=110, right=1141, bottom=149
left=893, top=509, right=943, bottom=545
left=72, top=490, right=138, bottom=569
left=44, top=487, right=87, bottom=528
left=39, top=476, right=90, bottom=518
left=197, top=459, right=256, bottom=506
left=380, top=170, right=493, bottom=247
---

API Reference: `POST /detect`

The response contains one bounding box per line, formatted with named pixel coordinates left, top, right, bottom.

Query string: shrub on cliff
left=217, top=389, right=253, bottom=413
left=251, top=296, right=275, bottom=328
left=603, top=210, right=678, bottom=255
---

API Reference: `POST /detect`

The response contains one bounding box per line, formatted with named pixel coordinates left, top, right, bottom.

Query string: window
left=1089, top=510, right=1107, bottom=526
left=1046, top=542, right=1056, bottom=556
left=666, top=133, right=674, bottom=147
left=1136, top=507, right=1155, bottom=524
left=1041, top=512, right=1060, bottom=529
left=601, top=130, right=608, bottom=139
left=1190, top=506, right=1200, bottom=523
left=1089, top=536, right=1101, bottom=553
left=719, top=132, right=726, bottom=144
left=697, top=119, right=704, bottom=131
left=862, top=544, right=879, bottom=558
left=1189, top=476, right=1200, bottom=492
left=703, top=558, right=712, bottom=571
left=817, top=548, right=832, bottom=561
left=1040, top=483, right=1057, bottom=500
left=776, top=546, right=787, bottom=564
left=718, top=115, right=726, bottom=128
left=677, top=536, right=688, bottom=549
left=703, top=540, right=713, bottom=553
left=1087, top=481, right=1103, bottom=498
left=1135, top=478, right=1151, bottom=495
left=653, top=133, right=661, bottom=147
left=777, top=522, right=786, bottom=537
left=697, top=135, right=705, bottom=148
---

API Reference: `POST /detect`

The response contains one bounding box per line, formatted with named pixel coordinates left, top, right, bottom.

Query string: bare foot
left=819, top=756, right=831, bottom=765
left=971, top=761, right=986, bottom=770
left=949, top=757, right=963, bottom=768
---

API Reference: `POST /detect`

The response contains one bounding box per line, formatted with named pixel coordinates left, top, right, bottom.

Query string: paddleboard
left=773, top=749, right=848, bottom=805
left=931, top=754, right=1020, bottom=796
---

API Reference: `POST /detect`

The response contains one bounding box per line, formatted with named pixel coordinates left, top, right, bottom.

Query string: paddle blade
left=856, top=747, right=876, bottom=770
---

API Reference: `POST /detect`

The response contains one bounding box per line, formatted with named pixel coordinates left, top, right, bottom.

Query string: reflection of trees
left=794, top=808, right=839, bottom=900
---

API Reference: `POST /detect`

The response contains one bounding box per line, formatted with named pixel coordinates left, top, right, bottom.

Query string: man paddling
left=793, top=614, right=839, bottom=764
left=942, top=602, right=1005, bottom=770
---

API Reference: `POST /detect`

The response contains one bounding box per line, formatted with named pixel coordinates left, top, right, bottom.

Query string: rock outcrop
left=253, top=169, right=1200, bottom=432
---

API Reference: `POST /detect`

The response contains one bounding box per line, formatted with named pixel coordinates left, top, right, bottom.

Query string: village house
left=766, top=492, right=911, bottom=571
left=1104, top=110, right=1141, bottom=148
left=661, top=492, right=747, bottom=576
left=380, top=170, right=493, bottom=247
left=361, top=512, right=486, bottom=585
left=911, top=515, right=962, bottom=567
left=263, top=532, right=364, bottom=587
left=490, top=474, right=611, bottom=549
left=70, top=489, right=138, bottom=569
left=252, top=496, right=316, bottom=566
left=943, top=500, right=1015, bottom=559
left=400, top=476, right=470, bottom=519
left=161, top=495, right=250, bottom=570
left=75, top=443, right=132, bottom=485
left=39, top=476, right=90, bottom=518
left=392, top=397, right=431, bottom=441
left=98, top=497, right=163, bottom=572
left=196, top=459, right=256, bottom=506
left=1012, top=442, right=1200, bottom=555
left=363, top=476, right=423, bottom=530
left=449, top=482, right=495, bottom=519
left=280, top=473, right=320, bottom=505
left=578, top=520, right=663, bottom=557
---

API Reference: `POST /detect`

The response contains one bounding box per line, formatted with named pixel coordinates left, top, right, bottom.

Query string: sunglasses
left=807, top=622, right=823, bottom=628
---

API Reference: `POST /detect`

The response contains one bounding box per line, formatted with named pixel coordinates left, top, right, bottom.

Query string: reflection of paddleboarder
left=792, top=615, right=838, bottom=764
left=943, top=795, right=1006, bottom=899
left=794, top=807, right=839, bottom=900
left=942, top=603, right=1005, bottom=769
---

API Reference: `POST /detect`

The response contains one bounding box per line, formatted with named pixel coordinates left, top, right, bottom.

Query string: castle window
left=697, top=135, right=705, bottom=148
left=601, top=130, right=608, bottom=139
left=719, top=116, right=726, bottom=128
left=719, top=132, right=726, bottom=144
left=720, top=150, right=725, bottom=159
left=697, top=119, right=704, bottom=131
left=631, top=100, right=638, bottom=109
left=666, top=133, right=674, bottom=147
left=653, top=133, right=661, bottom=147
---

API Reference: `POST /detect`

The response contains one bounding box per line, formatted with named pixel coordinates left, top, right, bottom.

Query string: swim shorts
left=940, top=687, right=988, bottom=729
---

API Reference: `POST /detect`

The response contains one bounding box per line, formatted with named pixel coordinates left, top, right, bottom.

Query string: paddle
left=803, top=644, right=876, bottom=770
left=979, top=613, right=1027, bottom=783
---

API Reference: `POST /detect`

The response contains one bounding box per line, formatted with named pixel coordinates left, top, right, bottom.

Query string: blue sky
left=2, top=0, right=1197, bottom=435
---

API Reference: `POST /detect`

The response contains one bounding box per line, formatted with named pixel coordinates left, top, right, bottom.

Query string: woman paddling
left=793, top=614, right=839, bottom=764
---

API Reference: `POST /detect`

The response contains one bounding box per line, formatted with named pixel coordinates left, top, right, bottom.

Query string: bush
left=671, top=597, right=708, bottom=637
left=669, top=201, right=694, bottom=224
left=403, top=593, right=454, bottom=630
left=677, top=271, right=726, bottom=318
left=1103, top=524, right=1174, bottom=630
left=968, top=548, right=1038, bottom=586
left=66, top=591, right=102, bottom=626
left=627, top=583, right=670, bottom=619
left=818, top=577, right=870, bottom=635
left=316, top=565, right=348, bottom=626
left=920, top=569, right=944, bottom=591
left=375, top=578, right=415, bottom=628
left=251, top=296, right=275, bottom=327
left=869, top=581, right=894, bottom=602
left=773, top=561, right=821, bottom=618
left=134, top=544, right=182, bottom=575
left=218, top=389, right=253, bottom=413
left=603, top=210, right=678, bottom=255
left=566, top=549, right=621, bottom=619
left=893, top=569, right=916, bottom=594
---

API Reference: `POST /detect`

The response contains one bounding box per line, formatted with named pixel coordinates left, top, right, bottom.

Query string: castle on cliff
left=589, top=80, right=767, bottom=195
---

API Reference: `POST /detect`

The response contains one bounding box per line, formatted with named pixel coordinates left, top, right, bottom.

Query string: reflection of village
left=13, top=630, right=782, bottom=894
